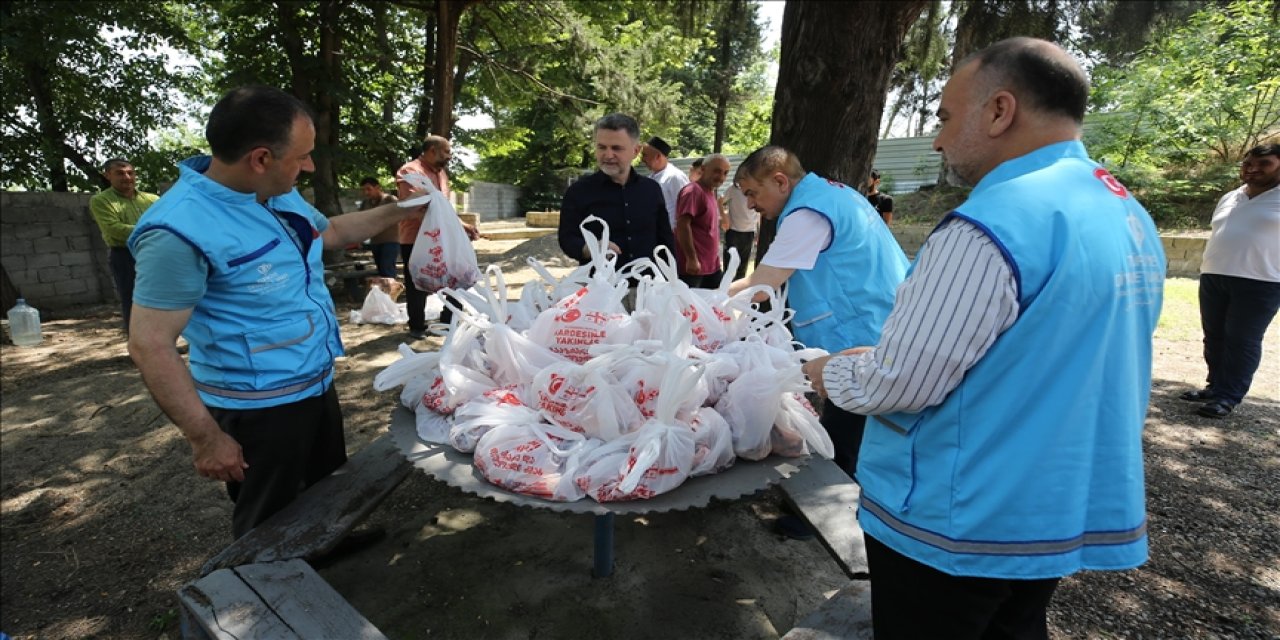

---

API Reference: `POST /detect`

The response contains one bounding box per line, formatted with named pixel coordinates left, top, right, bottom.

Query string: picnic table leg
left=592, top=513, right=615, bottom=578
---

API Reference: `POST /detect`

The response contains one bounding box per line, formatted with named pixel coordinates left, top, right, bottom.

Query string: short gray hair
left=593, top=113, right=640, bottom=143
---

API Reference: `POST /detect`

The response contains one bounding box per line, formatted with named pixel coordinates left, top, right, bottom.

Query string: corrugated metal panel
left=642, top=137, right=943, bottom=196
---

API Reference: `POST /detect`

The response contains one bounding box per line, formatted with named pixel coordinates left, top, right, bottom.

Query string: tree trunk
left=309, top=0, right=344, bottom=220
left=770, top=0, right=927, bottom=183
left=761, top=0, right=926, bottom=260
left=431, top=0, right=471, bottom=137
left=713, top=92, right=728, bottom=153
left=24, top=58, right=69, bottom=192
left=373, top=3, right=406, bottom=175
left=415, top=14, right=436, bottom=145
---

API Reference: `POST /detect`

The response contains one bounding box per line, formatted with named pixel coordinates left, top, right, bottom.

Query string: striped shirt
left=823, top=218, right=1018, bottom=414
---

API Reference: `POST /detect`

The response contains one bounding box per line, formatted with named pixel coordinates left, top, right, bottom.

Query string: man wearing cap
left=641, top=136, right=689, bottom=230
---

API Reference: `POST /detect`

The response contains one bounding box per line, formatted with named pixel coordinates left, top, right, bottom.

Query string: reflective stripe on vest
left=193, top=368, right=331, bottom=401
left=860, top=496, right=1148, bottom=556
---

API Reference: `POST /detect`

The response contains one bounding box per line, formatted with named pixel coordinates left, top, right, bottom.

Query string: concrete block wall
left=892, top=225, right=1207, bottom=279
left=1, top=192, right=115, bottom=312
left=466, top=181, right=522, bottom=221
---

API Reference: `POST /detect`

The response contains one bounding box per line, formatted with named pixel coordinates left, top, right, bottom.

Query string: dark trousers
left=208, top=386, right=348, bottom=539
left=371, top=242, right=399, bottom=278
left=1198, top=273, right=1280, bottom=405
left=107, top=247, right=136, bottom=333
left=400, top=244, right=455, bottom=331
left=865, top=534, right=1061, bottom=640
left=820, top=399, right=866, bottom=480
left=722, top=229, right=755, bottom=280
left=679, top=270, right=723, bottom=289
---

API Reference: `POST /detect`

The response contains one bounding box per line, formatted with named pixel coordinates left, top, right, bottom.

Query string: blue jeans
left=1198, top=273, right=1280, bottom=405
left=370, top=242, right=399, bottom=277
left=107, top=247, right=135, bottom=333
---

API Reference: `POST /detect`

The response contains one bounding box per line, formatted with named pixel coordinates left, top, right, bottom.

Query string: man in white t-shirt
left=728, top=146, right=908, bottom=482
left=720, top=184, right=757, bottom=279
left=1180, top=143, right=1280, bottom=419
left=641, top=136, right=689, bottom=229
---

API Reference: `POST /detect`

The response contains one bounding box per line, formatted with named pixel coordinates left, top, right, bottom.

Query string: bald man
left=802, top=38, right=1166, bottom=637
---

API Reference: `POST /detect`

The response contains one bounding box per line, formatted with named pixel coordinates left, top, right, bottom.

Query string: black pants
left=1198, top=273, right=1280, bottom=405
left=820, top=399, right=866, bottom=480
left=107, top=247, right=136, bottom=333
left=722, top=229, right=755, bottom=280
left=679, top=270, right=723, bottom=289
left=208, top=386, right=348, bottom=539
left=865, top=534, right=1061, bottom=640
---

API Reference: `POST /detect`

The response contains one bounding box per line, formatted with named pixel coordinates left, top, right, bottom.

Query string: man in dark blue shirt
left=558, top=113, right=675, bottom=270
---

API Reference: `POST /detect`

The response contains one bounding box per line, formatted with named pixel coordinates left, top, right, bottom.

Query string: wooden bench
left=179, top=559, right=388, bottom=640
left=180, top=433, right=411, bottom=639
left=778, top=457, right=874, bottom=638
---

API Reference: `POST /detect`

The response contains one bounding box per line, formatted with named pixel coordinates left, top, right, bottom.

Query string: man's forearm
left=675, top=218, right=697, bottom=257
left=325, top=202, right=415, bottom=249
left=128, top=334, right=222, bottom=445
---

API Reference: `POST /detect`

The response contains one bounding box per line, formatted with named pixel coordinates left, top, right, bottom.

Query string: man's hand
left=802, top=347, right=873, bottom=398
left=190, top=429, right=249, bottom=482
left=583, top=241, right=622, bottom=260
left=463, top=222, right=482, bottom=241
left=802, top=355, right=832, bottom=397
left=685, top=256, right=701, bottom=275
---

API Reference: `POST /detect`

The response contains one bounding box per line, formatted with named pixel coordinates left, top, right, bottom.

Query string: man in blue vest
left=729, top=147, right=908, bottom=482
left=802, top=38, right=1165, bottom=638
left=128, top=86, right=427, bottom=540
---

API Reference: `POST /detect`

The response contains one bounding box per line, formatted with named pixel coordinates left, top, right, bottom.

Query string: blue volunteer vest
left=857, top=141, right=1165, bottom=579
left=779, top=173, right=908, bottom=352
left=128, top=156, right=343, bottom=409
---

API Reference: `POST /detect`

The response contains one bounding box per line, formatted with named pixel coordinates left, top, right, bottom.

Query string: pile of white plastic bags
left=374, top=216, right=833, bottom=503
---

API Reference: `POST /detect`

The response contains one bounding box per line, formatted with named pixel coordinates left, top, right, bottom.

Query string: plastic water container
left=7, top=298, right=43, bottom=347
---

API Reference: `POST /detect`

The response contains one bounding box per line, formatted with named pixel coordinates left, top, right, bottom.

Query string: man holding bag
left=397, top=135, right=480, bottom=338
left=128, top=85, right=426, bottom=539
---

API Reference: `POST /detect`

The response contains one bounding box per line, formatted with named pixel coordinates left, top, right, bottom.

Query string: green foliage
left=1088, top=0, right=1279, bottom=227
left=0, top=0, right=203, bottom=191
left=1090, top=0, right=1279, bottom=165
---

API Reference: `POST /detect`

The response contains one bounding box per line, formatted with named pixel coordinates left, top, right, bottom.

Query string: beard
left=942, top=158, right=976, bottom=188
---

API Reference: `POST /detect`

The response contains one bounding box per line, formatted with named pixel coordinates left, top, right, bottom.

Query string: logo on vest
left=248, top=262, right=289, bottom=294
left=1093, top=168, right=1129, bottom=199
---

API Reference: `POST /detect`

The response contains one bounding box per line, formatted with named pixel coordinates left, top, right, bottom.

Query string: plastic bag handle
left=618, top=432, right=663, bottom=494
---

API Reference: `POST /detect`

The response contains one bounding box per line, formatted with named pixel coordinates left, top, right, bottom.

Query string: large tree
left=0, top=1, right=200, bottom=192
left=771, top=1, right=928, bottom=183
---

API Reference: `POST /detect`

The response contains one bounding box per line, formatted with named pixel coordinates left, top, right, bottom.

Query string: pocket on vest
left=241, top=314, right=320, bottom=385
left=860, top=414, right=923, bottom=513
left=791, top=300, right=851, bottom=350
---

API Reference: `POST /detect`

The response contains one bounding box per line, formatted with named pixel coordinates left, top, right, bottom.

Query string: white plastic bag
left=531, top=358, right=643, bottom=441
left=349, top=284, right=408, bottom=325
left=689, top=407, right=735, bottom=476
left=472, top=423, right=601, bottom=502
left=448, top=384, right=542, bottom=453
left=402, top=173, right=481, bottom=293
left=374, top=344, right=441, bottom=392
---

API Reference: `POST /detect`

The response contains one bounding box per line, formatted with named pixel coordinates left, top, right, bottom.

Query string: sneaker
left=408, top=329, right=427, bottom=340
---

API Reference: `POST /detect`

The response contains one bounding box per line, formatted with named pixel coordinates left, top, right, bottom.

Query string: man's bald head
left=961, top=37, right=1088, bottom=124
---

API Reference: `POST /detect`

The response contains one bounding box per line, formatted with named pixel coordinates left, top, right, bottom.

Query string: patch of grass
left=149, top=608, right=178, bottom=632
left=1157, top=277, right=1201, bottom=342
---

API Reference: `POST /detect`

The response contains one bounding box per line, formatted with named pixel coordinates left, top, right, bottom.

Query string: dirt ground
left=1, top=231, right=1277, bottom=639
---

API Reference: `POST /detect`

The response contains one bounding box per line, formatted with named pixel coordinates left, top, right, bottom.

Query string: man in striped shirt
left=802, top=38, right=1164, bottom=638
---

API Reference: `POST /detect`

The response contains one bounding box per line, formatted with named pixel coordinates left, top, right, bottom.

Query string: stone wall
left=465, top=181, right=522, bottom=221
left=891, top=224, right=1206, bottom=278
left=0, top=192, right=1212, bottom=316
left=1, top=192, right=115, bottom=312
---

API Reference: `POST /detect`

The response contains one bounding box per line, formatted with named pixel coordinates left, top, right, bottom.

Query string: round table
left=388, top=407, right=810, bottom=576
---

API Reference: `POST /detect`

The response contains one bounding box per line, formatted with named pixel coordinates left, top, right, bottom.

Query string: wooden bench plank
left=238, top=559, right=388, bottom=639
left=178, top=566, right=296, bottom=639
left=782, top=580, right=874, bottom=640
left=201, top=433, right=411, bottom=576
left=779, top=458, right=868, bottom=576
left=179, top=560, right=389, bottom=640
